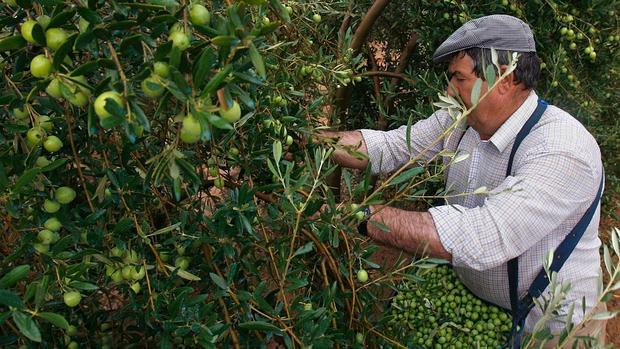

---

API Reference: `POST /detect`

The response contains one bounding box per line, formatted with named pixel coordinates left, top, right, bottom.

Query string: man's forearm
left=317, top=130, right=369, bottom=170
left=367, top=206, right=452, bottom=261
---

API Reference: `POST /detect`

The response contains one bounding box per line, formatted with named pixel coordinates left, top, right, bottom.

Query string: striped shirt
left=360, top=91, right=603, bottom=332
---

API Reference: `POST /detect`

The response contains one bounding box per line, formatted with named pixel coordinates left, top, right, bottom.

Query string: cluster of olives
left=34, top=187, right=76, bottom=254
left=104, top=247, right=145, bottom=294
left=386, top=265, right=512, bottom=348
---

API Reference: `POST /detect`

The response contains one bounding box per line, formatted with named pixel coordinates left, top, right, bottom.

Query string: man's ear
left=496, top=65, right=516, bottom=94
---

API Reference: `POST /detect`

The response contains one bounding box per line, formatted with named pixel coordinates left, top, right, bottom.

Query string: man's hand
left=314, top=130, right=370, bottom=170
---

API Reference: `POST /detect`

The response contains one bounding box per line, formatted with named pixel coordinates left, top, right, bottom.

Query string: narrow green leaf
left=52, top=34, right=78, bottom=69
left=13, top=312, right=41, bottom=342
left=100, top=99, right=126, bottom=129
left=87, top=103, right=97, bottom=136
left=211, top=35, right=239, bottom=47
left=233, top=71, right=263, bottom=85
left=117, top=2, right=170, bottom=10
left=31, top=22, right=46, bottom=46
left=175, top=158, right=201, bottom=187
left=248, top=42, right=266, bottom=79
left=491, top=48, right=499, bottom=71
left=76, top=7, right=100, bottom=24
left=591, top=310, right=619, bottom=321
left=484, top=64, right=496, bottom=87
left=422, top=258, right=450, bottom=265
left=406, top=114, right=413, bottom=155
left=0, top=36, right=27, bottom=51
left=74, top=31, right=95, bottom=50
left=0, top=265, right=30, bottom=289
left=471, top=78, right=482, bottom=106
left=149, top=222, right=181, bottom=237
left=34, top=276, right=49, bottom=309
left=204, top=112, right=233, bottom=130
left=0, top=290, right=24, bottom=308
left=370, top=220, right=391, bottom=233
left=209, top=273, right=228, bottom=290
left=172, top=177, right=181, bottom=202
left=193, top=47, right=216, bottom=88
left=612, top=228, right=619, bottom=256
left=10, top=168, right=39, bottom=195
left=112, top=217, right=133, bottom=235
left=130, top=101, right=150, bottom=132
left=48, top=9, right=76, bottom=29
left=165, top=266, right=201, bottom=281
left=238, top=321, right=282, bottom=333
left=266, top=160, right=278, bottom=177
left=120, top=34, right=143, bottom=53
left=68, top=281, right=99, bottom=291
left=603, top=245, right=612, bottom=278
left=285, top=277, right=308, bottom=292
left=202, top=64, right=232, bottom=97
left=272, top=140, right=282, bottom=164
left=389, top=167, right=424, bottom=186
left=106, top=20, right=137, bottom=31
left=37, top=312, right=69, bottom=330
left=293, top=242, right=313, bottom=257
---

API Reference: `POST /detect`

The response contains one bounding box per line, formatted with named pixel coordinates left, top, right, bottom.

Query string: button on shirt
left=360, top=91, right=603, bottom=332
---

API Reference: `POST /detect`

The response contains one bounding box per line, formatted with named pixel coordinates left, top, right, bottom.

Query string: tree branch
left=335, top=0, right=391, bottom=117
left=386, top=32, right=419, bottom=113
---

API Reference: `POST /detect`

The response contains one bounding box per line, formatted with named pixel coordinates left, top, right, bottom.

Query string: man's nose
left=446, top=83, right=458, bottom=97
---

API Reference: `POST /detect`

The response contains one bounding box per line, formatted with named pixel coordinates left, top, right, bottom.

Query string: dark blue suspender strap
left=528, top=174, right=604, bottom=299
left=505, top=99, right=547, bottom=348
left=507, top=175, right=604, bottom=348
left=505, top=99, right=548, bottom=177
left=505, top=99, right=604, bottom=348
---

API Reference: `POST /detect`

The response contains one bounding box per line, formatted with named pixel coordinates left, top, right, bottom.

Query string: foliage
left=0, top=0, right=617, bottom=348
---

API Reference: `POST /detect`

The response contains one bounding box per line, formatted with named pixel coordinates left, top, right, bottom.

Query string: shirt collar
left=489, top=90, right=539, bottom=153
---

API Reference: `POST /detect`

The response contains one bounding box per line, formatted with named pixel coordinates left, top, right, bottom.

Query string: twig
left=361, top=71, right=415, bottom=85
left=142, top=260, right=156, bottom=312
left=367, top=44, right=386, bottom=130
left=335, top=0, right=392, bottom=117
left=340, top=228, right=358, bottom=328
left=321, top=260, right=341, bottom=348
left=218, top=297, right=241, bottom=349
left=65, top=105, right=95, bottom=212
left=106, top=41, right=128, bottom=97
left=386, top=32, right=419, bottom=114
left=337, top=2, right=354, bottom=54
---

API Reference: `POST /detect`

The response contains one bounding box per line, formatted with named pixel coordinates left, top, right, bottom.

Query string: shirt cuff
left=429, top=205, right=470, bottom=269
left=359, top=129, right=388, bottom=175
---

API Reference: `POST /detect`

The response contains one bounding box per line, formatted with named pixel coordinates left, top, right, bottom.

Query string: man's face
left=446, top=53, right=495, bottom=135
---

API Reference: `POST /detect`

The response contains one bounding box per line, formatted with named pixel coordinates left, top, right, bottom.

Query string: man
left=321, top=15, right=606, bottom=346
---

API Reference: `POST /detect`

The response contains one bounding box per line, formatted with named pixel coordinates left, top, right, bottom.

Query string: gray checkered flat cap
left=432, top=14, right=536, bottom=63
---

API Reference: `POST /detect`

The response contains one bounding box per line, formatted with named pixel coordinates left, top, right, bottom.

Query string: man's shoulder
left=528, top=103, right=600, bottom=158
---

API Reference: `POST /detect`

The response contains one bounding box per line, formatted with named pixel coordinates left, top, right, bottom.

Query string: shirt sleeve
left=359, top=110, right=454, bottom=175
left=428, top=147, right=601, bottom=271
